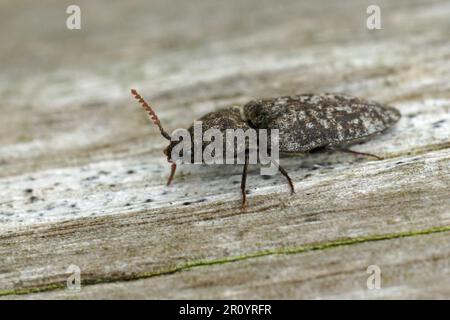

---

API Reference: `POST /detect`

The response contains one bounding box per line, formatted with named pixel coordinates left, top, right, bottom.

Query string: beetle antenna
left=131, top=89, right=171, bottom=140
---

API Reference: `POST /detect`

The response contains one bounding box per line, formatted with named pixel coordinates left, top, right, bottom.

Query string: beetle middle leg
left=276, top=162, right=295, bottom=194
left=326, top=146, right=383, bottom=160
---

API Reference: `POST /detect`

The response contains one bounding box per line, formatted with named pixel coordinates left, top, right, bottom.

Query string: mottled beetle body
left=131, top=89, right=401, bottom=208
left=244, top=93, right=401, bottom=153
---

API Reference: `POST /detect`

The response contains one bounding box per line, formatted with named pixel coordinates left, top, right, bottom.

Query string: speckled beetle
left=131, top=89, right=401, bottom=208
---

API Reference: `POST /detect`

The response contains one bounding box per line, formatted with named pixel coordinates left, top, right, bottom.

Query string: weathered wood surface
left=10, top=231, right=450, bottom=299
left=0, top=0, right=450, bottom=299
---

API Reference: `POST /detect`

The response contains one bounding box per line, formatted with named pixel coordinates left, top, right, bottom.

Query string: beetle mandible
left=131, top=89, right=401, bottom=208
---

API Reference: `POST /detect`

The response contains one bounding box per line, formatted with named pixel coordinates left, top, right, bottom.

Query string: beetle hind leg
left=327, top=146, right=383, bottom=160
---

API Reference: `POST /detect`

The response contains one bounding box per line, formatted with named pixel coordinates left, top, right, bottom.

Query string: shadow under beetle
left=131, top=89, right=400, bottom=208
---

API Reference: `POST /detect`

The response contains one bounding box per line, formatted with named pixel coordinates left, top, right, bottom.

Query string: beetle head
left=131, top=89, right=177, bottom=185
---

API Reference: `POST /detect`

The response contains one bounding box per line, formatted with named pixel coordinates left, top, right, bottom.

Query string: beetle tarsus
left=240, top=197, right=247, bottom=210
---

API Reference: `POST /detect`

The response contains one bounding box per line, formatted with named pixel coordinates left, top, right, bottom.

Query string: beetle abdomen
left=243, top=93, right=401, bottom=153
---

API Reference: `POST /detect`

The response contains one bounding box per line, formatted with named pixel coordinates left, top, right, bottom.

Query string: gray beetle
left=131, top=89, right=400, bottom=208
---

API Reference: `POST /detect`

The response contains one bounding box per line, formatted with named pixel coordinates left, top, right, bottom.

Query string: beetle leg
left=240, top=151, right=249, bottom=209
left=276, top=163, right=295, bottom=194
left=327, top=146, right=383, bottom=160
left=167, top=162, right=177, bottom=186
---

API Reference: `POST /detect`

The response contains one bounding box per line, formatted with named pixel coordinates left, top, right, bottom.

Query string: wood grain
left=8, top=230, right=450, bottom=299
left=0, top=0, right=449, bottom=298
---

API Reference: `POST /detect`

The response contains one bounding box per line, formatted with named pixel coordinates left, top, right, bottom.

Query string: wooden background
left=0, top=0, right=449, bottom=299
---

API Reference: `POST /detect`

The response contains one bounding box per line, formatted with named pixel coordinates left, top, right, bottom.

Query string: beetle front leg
left=167, top=162, right=177, bottom=186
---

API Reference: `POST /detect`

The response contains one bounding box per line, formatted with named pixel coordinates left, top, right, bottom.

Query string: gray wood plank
left=1, top=0, right=450, bottom=298
left=7, top=230, right=450, bottom=299
left=0, top=147, right=449, bottom=296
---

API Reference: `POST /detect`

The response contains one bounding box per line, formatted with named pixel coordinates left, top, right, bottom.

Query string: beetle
left=131, top=89, right=401, bottom=208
